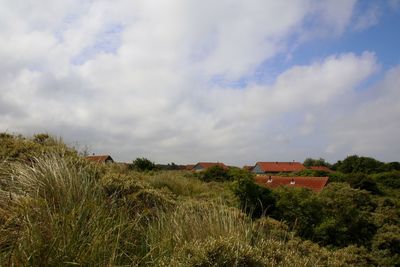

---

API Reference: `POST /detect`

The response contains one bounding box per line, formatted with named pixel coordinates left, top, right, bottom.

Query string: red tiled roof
left=308, top=166, right=332, bottom=172
left=194, top=162, right=228, bottom=170
left=254, top=176, right=328, bottom=192
left=185, top=164, right=195, bottom=170
left=255, top=162, right=305, bottom=172
left=85, top=155, right=113, bottom=163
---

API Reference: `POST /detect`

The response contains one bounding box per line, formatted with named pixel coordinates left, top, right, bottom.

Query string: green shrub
left=200, top=165, right=230, bottom=182
left=347, top=173, right=381, bottom=194
left=272, top=187, right=323, bottom=239
left=132, top=157, right=157, bottom=171
left=315, top=183, right=377, bottom=247
left=373, top=171, right=400, bottom=189
left=232, top=176, right=276, bottom=218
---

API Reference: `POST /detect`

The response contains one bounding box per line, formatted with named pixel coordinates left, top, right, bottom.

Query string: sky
left=1, top=0, right=400, bottom=166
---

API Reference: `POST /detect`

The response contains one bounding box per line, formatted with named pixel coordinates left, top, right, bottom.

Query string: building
left=252, top=162, right=305, bottom=174
left=192, top=162, right=228, bottom=171
left=85, top=155, right=114, bottom=164
left=254, top=176, right=328, bottom=192
left=243, top=165, right=255, bottom=172
left=185, top=164, right=195, bottom=170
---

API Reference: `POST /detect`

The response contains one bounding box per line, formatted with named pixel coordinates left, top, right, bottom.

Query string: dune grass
left=0, top=154, right=141, bottom=266
left=0, top=153, right=368, bottom=266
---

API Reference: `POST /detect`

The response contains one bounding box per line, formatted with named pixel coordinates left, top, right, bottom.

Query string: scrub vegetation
left=0, top=133, right=399, bottom=266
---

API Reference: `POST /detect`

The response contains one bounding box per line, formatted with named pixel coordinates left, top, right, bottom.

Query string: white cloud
left=353, top=4, right=380, bottom=31
left=326, top=67, right=400, bottom=161
left=1, top=0, right=395, bottom=165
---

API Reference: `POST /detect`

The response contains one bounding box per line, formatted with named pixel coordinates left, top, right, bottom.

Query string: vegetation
left=303, top=157, right=331, bottom=167
left=0, top=133, right=399, bottom=265
left=131, top=157, right=157, bottom=171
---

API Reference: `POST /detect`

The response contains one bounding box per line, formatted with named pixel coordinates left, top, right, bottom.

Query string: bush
left=315, top=183, right=377, bottom=247
left=347, top=173, right=381, bottom=194
left=374, top=171, right=400, bottom=189
left=233, top=176, right=276, bottom=218
left=199, top=165, right=230, bottom=182
left=272, top=187, right=323, bottom=239
left=333, top=155, right=385, bottom=174
left=303, top=158, right=331, bottom=167
left=132, top=157, right=156, bottom=171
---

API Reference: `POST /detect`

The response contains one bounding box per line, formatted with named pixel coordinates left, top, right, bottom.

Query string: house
left=185, top=164, right=195, bottom=170
left=252, top=162, right=305, bottom=174
left=192, top=162, right=228, bottom=171
left=254, top=176, right=328, bottom=192
left=307, top=166, right=332, bottom=172
left=85, top=154, right=114, bottom=164
left=243, top=165, right=255, bottom=172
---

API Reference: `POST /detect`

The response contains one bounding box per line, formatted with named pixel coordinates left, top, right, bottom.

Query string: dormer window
left=267, top=176, right=273, bottom=183
left=290, top=178, right=295, bottom=185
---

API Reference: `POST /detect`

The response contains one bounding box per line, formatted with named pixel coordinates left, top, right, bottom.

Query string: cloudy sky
left=1, top=0, right=400, bottom=165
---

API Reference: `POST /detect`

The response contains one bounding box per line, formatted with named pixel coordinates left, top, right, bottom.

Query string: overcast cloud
left=1, top=0, right=399, bottom=165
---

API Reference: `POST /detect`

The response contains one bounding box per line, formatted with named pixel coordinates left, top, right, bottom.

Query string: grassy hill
left=0, top=133, right=398, bottom=266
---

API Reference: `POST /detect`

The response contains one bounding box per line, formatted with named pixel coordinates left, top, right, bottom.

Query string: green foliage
left=293, top=168, right=330, bottom=177
left=132, top=157, right=156, bottom=171
left=373, top=171, right=400, bottom=189
left=303, top=157, right=330, bottom=167
left=199, top=165, right=230, bottom=182
left=327, top=171, right=347, bottom=182
left=272, top=187, right=323, bottom=239
left=315, top=183, right=377, bottom=247
left=371, top=224, right=400, bottom=265
left=383, top=161, right=400, bottom=171
left=233, top=176, right=276, bottom=218
left=333, top=155, right=385, bottom=174
left=1, top=133, right=399, bottom=265
left=228, top=167, right=254, bottom=181
left=347, top=173, right=381, bottom=194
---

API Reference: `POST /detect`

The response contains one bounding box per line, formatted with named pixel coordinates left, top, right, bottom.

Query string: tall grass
left=143, top=201, right=353, bottom=266
left=0, top=154, right=364, bottom=266
left=0, top=154, right=140, bottom=266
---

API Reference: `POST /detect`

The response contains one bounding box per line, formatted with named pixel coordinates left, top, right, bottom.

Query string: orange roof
left=194, top=162, right=228, bottom=170
left=308, top=166, right=332, bottom=172
left=185, top=164, right=195, bottom=170
left=85, top=155, right=113, bottom=163
left=255, top=162, right=305, bottom=172
left=254, top=176, right=328, bottom=192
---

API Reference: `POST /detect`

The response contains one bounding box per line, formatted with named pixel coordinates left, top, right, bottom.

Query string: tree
left=132, top=157, right=156, bottom=171
left=272, top=187, right=323, bottom=239
left=233, top=176, right=276, bottom=218
left=347, top=173, right=381, bottom=195
left=333, top=155, right=385, bottom=174
left=303, top=158, right=331, bottom=167
left=315, top=183, right=377, bottom=247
